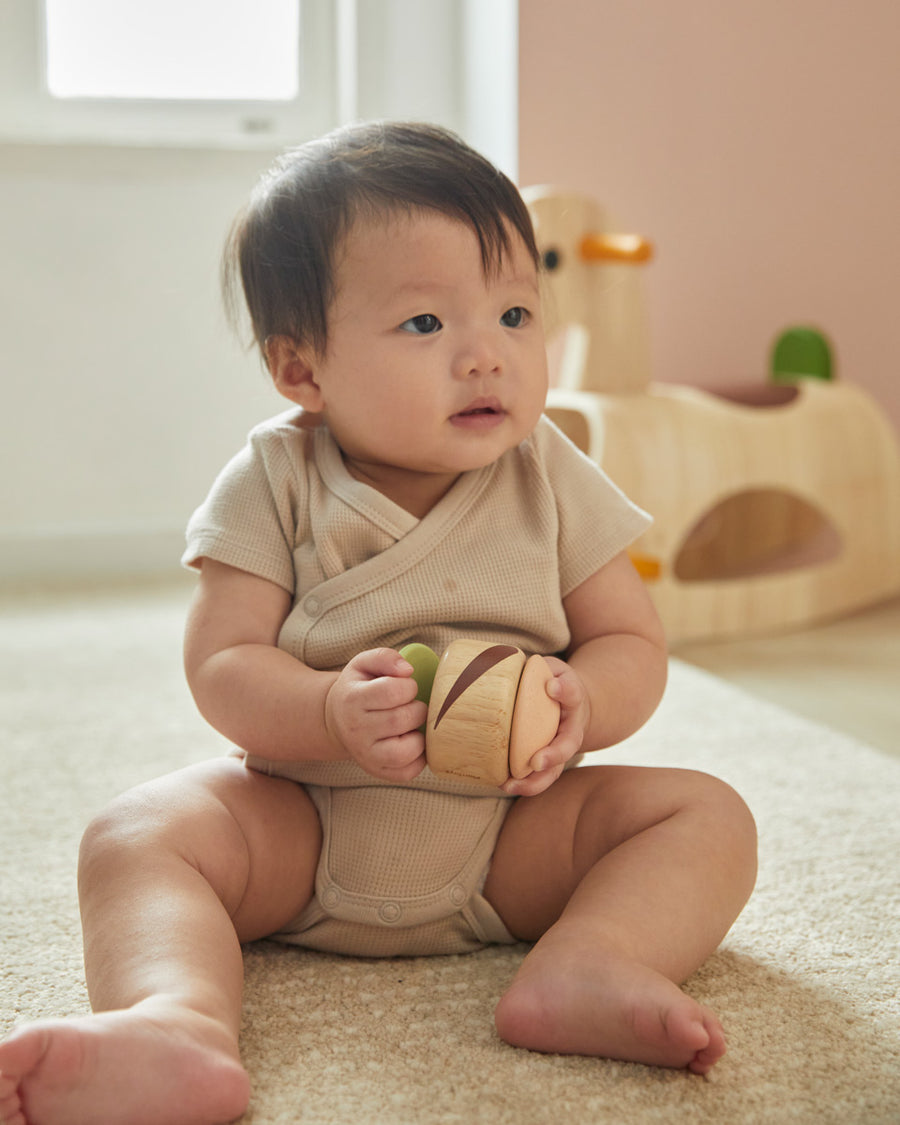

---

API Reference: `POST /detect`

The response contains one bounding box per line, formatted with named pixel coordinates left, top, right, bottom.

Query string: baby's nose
left=453, top=331, right=503, bottom=378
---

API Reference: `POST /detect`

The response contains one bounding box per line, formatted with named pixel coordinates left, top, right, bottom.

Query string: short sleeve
left=531, top=416, right=652, bottom=597
left=182, top=418, right=306, bottom=593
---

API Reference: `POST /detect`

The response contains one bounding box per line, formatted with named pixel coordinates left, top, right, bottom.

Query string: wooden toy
left=525, top=187, right=654, bottom=396
left=401, top=641, right=560, bottom=788
left=525, top=186, right=900, bottom=643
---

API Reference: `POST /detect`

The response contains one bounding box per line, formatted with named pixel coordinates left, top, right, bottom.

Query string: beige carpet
left=2, top=584, right=899, bottom=1124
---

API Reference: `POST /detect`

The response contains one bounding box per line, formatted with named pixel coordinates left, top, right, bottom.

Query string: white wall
left=0, top=0, right=517, bottom=585
left=0, top=143, right=284, bottom=582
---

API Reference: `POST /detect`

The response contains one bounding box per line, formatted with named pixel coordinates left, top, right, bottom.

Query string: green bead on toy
left=770, top=327, right=833, bottom=383
left=399, top=643, right=440, bottom=706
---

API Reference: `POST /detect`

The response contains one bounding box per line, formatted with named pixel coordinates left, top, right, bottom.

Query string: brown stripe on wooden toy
left=425, top=639, right=560, bottom=788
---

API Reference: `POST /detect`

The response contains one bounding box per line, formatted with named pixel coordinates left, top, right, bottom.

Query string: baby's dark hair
left=223, top=120, right=540, bottom=360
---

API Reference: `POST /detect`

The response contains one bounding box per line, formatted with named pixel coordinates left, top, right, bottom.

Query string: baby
left=0, top=122, right=757, bottom=1125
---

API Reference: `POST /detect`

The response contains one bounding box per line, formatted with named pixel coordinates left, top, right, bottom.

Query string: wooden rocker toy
left=525, top=187, right=900, bottom=644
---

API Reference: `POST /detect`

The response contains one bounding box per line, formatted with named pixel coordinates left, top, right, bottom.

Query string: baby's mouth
left=452, top=397, right=505, bottom=420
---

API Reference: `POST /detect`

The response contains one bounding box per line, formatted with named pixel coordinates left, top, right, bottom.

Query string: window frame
left=0, top=0, right=339, bottom=149
left=0, top=0, right=517, bottom=176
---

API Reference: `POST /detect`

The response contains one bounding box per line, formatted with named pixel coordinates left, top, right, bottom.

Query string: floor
left=674, top=593, right=900, bottom=760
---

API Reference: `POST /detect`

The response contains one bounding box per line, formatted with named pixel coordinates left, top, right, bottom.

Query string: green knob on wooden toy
left=770, top=327, right=833, bottom=383
left=399, top=643, right=440, bottom=706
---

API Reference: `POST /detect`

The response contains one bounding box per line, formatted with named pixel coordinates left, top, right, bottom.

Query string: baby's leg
left=0, top=757, right=321, bottom=1125
left=484, top=765, right=757, bottom=1074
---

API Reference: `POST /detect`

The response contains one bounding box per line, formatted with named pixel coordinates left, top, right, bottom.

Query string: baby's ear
left=265, top=335, right=324, bottom=410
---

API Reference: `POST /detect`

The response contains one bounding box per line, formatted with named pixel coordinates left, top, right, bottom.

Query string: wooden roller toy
left=401, top=640, right=561, bottom=788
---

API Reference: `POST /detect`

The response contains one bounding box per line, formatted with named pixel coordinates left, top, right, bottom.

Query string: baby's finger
left=351, top=647, right=415, bottom=681
left=354, top=673, right=420, bottom=716
left=502, top=760, right=565, bottom=798
left=526, top=735, right=575, bottom=775
left=370, top=698, right=427, bottom=739
left=367, top=732, right=427, bottom=781
left=545, top=667, right=581, bottom=711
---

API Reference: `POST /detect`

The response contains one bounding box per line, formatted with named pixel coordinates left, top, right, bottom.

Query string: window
left=0, top=0, right=335, bottom=146
left=0, top=0, right=517, bottom=174
left=44, top=0, right=300, bottom=102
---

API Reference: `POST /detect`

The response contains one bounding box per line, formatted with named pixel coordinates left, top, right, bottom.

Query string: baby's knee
left=79, top=762, right=245, bottom=869
left=701, top=771, right=755, bottom=836
left=78, top=786, right=166, bottom=878
left=688, top=770, right=758, bottom=880
left=78, top=769, right=215, bottom=882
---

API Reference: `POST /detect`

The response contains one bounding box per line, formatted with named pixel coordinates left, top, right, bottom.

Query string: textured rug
left=1, top=584, right=899, bottom=1124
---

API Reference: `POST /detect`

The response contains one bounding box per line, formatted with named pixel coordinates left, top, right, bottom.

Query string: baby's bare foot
left=494, top=943, right=726, bottom=1074
left=0, top=1001, right=249, bottom=1125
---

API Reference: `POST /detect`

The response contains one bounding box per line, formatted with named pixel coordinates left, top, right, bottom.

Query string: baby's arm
left=184, top=558, right=427, bottom=781
left=504, top=550, right=667, bottom=797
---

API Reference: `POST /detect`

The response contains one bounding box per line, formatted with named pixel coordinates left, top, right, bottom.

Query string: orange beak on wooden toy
left=580, top=233, right=654, bottom=264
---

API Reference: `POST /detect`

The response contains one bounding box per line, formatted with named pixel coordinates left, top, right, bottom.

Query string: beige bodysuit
left=183, top=410, right=651, bottom=955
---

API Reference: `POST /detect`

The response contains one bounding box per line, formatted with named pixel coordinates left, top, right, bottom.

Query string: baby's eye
left=500, top=306, right=529, bottom=328
left=399, top=314, right=442, bottom=335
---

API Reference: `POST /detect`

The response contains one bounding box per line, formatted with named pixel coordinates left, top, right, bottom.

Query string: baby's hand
left=325, top=649, right=428, bottom=782
left=502, top=656, right=588, bottom=797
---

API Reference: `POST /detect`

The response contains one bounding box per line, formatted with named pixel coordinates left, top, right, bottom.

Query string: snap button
left=303, top=595, right=321, bottom=616
left=321, top=886, right=342, bottom=911
left=449, top=884, right=467, bottom=907
left=378, top=901, right=402, bottom=924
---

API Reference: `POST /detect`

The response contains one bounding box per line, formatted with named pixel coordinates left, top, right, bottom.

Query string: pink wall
left=518, top=0, right=900, bottom=433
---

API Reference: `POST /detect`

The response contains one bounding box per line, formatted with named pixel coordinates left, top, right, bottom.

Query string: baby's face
left=307, top=209, right=548, bottom=514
